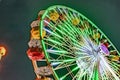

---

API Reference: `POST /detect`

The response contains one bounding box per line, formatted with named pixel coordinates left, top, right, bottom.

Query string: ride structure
left=27, top=5, right=120, bottom=80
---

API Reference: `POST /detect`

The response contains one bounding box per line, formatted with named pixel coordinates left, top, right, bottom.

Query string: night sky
left=0, top=0, right=120, bottom=80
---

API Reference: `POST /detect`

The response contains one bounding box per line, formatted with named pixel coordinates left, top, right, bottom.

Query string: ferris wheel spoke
left=109, top=62, right=120, bottom=77
left=72, top=69, right=80, bottom=80
left=68, top=11, right=90, bottom=35
left=100, top=55, right=119, bottom=80
left=100, top=61, right=112, bottom=80
left=44, top=20, right=84, bottom=47
left=77, top=70, right=88, bottom=80
left=76, top=58, right=96, bottom=79
left=44, top=42, right=76, bottom=57
left=60, top=67, right=78, bottom=80
left=72, top=70, right=90, bottom=80
left=111, top=61, right=120, bottom=67
left=46, top=49, right=72, bottom=58
left=45, top=14, right=77, bottom=36
left=52, top=60, right=76, bottom=70
left=60, top=19, right=82, bottom=38
left=46, top=49, right=67, bottom=53
left=44, top=33, right=88, bottom=55
left=110, top=63, right=119, bottom=72
left=62, top=10, right=82, bottom=34
left=57, top=23, right=77, bottom=39
left=43, top=26, right=62, bottom=39
left=44, top=44, right=76, bottom=58
left=47, top=51, right=76, bottom=59
left=49, top=59, right=76, bottom=63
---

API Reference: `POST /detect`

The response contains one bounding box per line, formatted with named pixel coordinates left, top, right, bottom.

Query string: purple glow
left=100, top=44, right=110, bottom=55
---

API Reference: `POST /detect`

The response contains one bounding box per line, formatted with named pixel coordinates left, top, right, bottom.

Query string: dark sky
left=0, top=0, right=120, bottom=80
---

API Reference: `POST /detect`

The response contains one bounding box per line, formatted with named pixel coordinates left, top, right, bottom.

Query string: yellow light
left=0, top=47, right=6, bottom=56
left=31, top=29, right=46, bottom=39
left=111, top=56, right=119, bottom=61
left=93, top=32, right=100, bottom=39
left=0, top=46, right=6, bottom=60
left=42, top=30, right=46, bottom=39
left=49, top=12, right=59, bottom=22
left=72, top=18, right=80, bottom=26
left=31, top=29, right=40, bottom=39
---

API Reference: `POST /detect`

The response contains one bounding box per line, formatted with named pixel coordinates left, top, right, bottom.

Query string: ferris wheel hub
left=76, top=36, right=110, bottom=75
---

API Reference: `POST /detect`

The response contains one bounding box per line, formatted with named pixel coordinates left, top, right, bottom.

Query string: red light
left=27, top=47, right=44, bottom=61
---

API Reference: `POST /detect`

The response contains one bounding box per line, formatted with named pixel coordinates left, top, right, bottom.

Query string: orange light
left=0, top=47, right=6, bottom=56
left=0, top=46, right=7, bottom=60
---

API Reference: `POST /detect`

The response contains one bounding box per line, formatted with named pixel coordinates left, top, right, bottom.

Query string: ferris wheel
left=27, top=5, right=120, bottom=80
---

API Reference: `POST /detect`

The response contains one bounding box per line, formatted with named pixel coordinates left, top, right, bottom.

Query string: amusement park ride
left=26, top=5, right=120, bottom=80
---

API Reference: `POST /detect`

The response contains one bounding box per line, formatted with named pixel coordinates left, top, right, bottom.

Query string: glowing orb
left=0, top=46, right=6, bottom=60
left=0, top=47, right=6, bottom=56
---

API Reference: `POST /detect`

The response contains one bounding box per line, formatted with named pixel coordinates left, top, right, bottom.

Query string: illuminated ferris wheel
left=27, top=5, right=120, bottom=80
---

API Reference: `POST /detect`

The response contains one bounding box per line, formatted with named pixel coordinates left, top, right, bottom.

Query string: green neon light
left=39, top=5, right=120, bottom=80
